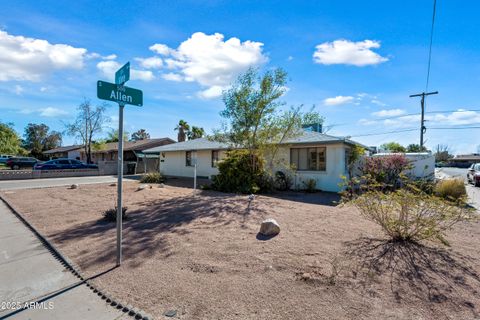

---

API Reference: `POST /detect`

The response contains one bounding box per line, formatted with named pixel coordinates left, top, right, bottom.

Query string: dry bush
left=103, top=207, right=128, bottom=222
left=140, top=172, right=165, bottom=184
left=351, top=190, right=475, bottom=245
left=434, top=178, right=467, bottom=202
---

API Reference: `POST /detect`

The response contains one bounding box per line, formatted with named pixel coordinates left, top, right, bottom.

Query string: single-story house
left=80, top=138, right=175, bottom=174
left=43, top=145, right=83, bottom=160
left=449, top=154, right=480, bottom=167
left=143, top=131, right=365, bottom=192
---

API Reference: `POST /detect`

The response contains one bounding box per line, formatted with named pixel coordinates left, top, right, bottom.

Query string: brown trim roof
left=91, top=138, right=175, bottom=153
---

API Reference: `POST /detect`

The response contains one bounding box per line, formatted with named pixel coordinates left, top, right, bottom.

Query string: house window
left=186, top=151, right=197, bottom=166
left=291, top=147, right=326, bottom=171
left=211, top=150, right=219, bottom=167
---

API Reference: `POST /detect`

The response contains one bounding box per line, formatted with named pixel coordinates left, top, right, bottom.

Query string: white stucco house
left=143, top=131, right=365, bottom=192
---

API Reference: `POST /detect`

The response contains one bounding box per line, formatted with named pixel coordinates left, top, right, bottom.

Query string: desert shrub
left=103, top=207, right=128, bottom=222
left=140, top=172, right=165, bottom=184
left=211, top=150, right=269, bottom=194
left=303, top=178, right=317, bottom=193
left=434, top=179, right=466, bottom=202
left=274, top=170, right=294, bottom=191
left=351, top=190, right=474, bottom=245
left=362, top=154, right=410, bottom=189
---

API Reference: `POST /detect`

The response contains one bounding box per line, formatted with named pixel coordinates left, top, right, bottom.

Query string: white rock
left=259, top=218, right=280, bottom=236
left=137, top=184, right=150, bottom=191
left=158, top=183, right=165, bottom=188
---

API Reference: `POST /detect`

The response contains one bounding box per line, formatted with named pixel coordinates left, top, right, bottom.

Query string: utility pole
left=409, top=91, right=438, bottom=148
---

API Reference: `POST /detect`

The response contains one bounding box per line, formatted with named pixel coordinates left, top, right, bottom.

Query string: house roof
left=43, top=145, right=83, bottom=154
left=143, top=131, right=364, bottom=153
left=451, top=154, right=480, bottom=161
left=91, top=138, right=175, bottom=153
left=143, top=138, right=230, bottom=153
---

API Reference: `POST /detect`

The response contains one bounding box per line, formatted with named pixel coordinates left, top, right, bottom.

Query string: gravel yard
left=1, top=181, right=479, bottom=320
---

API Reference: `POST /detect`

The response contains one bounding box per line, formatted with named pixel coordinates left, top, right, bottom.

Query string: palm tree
left=174, top=120, right=190, bottom=142
left=187, top=126, right=205, bottom=140
left=131, top=129, right=150, bottom=141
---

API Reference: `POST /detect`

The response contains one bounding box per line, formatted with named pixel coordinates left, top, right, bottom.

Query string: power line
left=348, top=128, right=418, bottom=138
left=428, top=126, right=480, bottom=130
left=426, top=0, right=437, bottom=92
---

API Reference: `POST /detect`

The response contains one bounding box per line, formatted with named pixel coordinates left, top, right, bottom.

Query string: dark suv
left=6, top=157, right=40, bottom=170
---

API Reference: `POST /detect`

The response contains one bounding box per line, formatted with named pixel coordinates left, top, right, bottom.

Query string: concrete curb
left=0, top=195, right=154, bottom=320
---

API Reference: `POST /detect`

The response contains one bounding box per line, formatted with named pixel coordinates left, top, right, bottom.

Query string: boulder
left=259, top=218, right=280, bottom=236
left=70, top=184, right=79, bottom=189
left=137, top=184, right=150, bottom=191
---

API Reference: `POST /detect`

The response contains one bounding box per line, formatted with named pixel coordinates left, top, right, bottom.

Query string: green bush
left=434, top=179, right=467, bottom=202
left=140, top=172, right=165, bottom=184
left=351, top=190, right=474, bottom=245
left=303, top=178, right=317, bottom=193
left=103, top=207, right=128, bottom=222
left=211, top=150, right=272, bottom=194
left=274, top=170, right=294, bottom=191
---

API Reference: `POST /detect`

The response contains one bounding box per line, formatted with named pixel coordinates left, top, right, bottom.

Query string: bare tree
left=434, top=144, right=452, bottom=162
left=65, top=99, right=108, bottom=163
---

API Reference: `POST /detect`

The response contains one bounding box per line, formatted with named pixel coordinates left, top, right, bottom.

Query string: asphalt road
left=0, top=175, right=140, bottom=191
left=436, top=167, right=480, bottom=211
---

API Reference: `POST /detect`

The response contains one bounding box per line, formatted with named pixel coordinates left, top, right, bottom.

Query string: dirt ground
left=1, top=181, right=480, bottom=320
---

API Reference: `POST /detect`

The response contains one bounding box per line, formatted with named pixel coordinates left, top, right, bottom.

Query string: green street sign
left=115, top=62, right=130, bottom=85
left=97, top=80, right=143, bottom=106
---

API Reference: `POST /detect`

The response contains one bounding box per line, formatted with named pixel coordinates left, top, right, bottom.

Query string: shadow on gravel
left=50, top=190, right=267, bottom=270
left=345, top=237, right=480, bottom=316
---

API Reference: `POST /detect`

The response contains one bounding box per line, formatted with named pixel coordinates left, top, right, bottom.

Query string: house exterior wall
left=159, top=150, right=227, bottom=178
left=274, top=143, right=347, bottom=192
left=67, top=150, right=81, bottom=159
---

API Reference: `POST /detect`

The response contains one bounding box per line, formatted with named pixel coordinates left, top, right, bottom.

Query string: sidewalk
left=0, top=201, right=130, bottom=320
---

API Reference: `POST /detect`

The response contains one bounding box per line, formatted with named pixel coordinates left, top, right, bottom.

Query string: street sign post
left=96, top=62, right=142, bottom=266
left=115, top=62, right=130, bottom=85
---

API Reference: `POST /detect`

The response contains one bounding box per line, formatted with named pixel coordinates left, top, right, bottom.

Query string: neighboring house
left=450, top=154, right=480, bottom=167
left=143, top=131, right=365, bottom=192
left=43, top=145, right=83, bottom=160
left=372, top=152, right=435, bottom=180
left=80, top=138, right=175, bottom=174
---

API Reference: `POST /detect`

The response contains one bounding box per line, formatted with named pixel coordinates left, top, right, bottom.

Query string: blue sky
left=1, top=0, right=479, bottom=154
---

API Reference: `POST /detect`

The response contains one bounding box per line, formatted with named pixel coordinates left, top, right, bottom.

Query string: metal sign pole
left=116, top=103, right=124, bottom=266
left=194, top=163, right=197, bottom=192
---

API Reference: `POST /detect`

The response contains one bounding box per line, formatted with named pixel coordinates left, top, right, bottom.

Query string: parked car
left=0, top=155, right=13, bottom=164
left=6, top=157, right=40, bottom=170
left=33, top=158, right=98, bottom=170
left=467, top=163, right=480, bottom=187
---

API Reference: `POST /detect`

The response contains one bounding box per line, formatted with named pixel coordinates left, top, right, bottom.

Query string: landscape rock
left=137, top=184, right=151, bottom=191
left=259, top=218, right=280, bottom=236
left=70, top=184, right=79, bottom=189
left=158, top=183, right=165, bottom=188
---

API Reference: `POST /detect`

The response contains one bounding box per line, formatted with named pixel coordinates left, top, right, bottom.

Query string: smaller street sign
left=115, top=62, right=130, bottom=85
left=97, top=80, right=143, bottom=106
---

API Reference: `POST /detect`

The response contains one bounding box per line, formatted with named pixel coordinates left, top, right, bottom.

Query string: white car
left=467, top=163, right=480, bottom=187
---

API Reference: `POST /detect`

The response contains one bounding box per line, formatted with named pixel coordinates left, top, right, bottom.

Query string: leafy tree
left=22, top=123, right=62, bottom=159
left=380, top=142, right=406, bottom=153
left=434, top=144, right=452, bottom=162
left=217, top=68, right=322, bottom=171
left=0, top=121, right=25, bottom=155
left=174, top=120, right=190, bottom=142
left=65, top=99, right=108, bottom=164
left=131, top=129, right=150, bottom=141
left=187, top=126, right=205, bottom=140
left=406, top=144, right=427, bottom=152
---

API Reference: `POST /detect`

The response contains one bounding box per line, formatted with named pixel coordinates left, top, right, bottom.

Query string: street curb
left=0, top=195, right=154, bottom=320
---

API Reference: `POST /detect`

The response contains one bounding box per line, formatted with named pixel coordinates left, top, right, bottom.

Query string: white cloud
left=323, top=95, right=355, bottom=106
left=14, top=85, right=24, bottom=95
left=161, top=72, right=183, bottom=82
left=371, top=109, right=406, bottom=117
left=0, top=30, right=87, bottom=81
left=197, top=86, right=224, bottom=99
left=97, top=60, right=155, bottom=82
left=430, top=109, right=480, bottom=126
left=149, top=43, right=173, bottom=56
left=39, top=107, right=68, bottom=117
left=313, top=39, right=388, bottom=66
left=135, top=56, right=163, bottom=69
left=148, top=32, right=267, bottom=98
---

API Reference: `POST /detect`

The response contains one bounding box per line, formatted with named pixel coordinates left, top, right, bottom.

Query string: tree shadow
left=344, top=237, right=480, bottom=316
left=49, top=191, right=267, bottom=270
left=265, top=190, right=341, bottom=207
